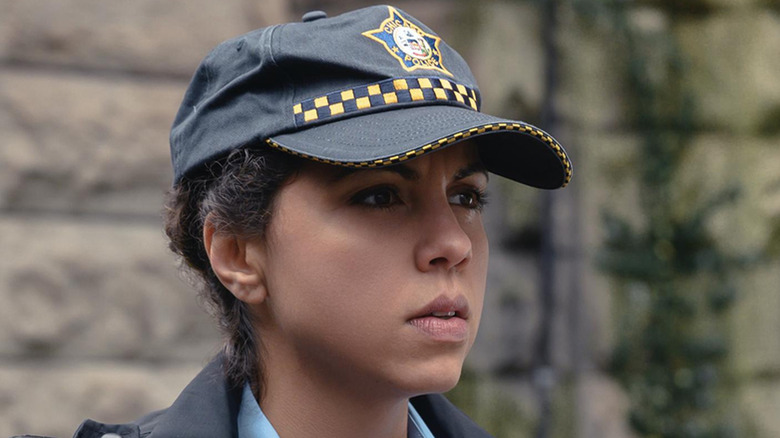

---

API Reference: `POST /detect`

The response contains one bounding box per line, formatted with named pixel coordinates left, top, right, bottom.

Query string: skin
left=204, top=140, right=489, bottom=438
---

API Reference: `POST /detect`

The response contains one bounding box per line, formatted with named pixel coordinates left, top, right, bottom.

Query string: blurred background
left=1, top=0, right=779, bottom=437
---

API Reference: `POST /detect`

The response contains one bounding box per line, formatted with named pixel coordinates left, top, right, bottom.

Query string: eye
left=449, top=188, right=488, bottom=211
left=350, top=186, right=401, bottom=209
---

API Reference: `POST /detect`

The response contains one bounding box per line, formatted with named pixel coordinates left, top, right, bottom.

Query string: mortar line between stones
left=0, top=58, right=192, bottom=84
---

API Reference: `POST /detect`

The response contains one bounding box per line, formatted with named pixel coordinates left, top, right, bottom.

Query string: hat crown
left=170, top=5, right=571, bottom=189
left=170, top=5, right=480, bottom=183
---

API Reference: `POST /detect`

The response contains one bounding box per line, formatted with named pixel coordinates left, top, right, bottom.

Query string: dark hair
left=164, top=146, right=301, bottom=396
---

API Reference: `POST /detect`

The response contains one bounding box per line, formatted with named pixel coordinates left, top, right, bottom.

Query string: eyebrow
left=329, top=161, right=488, bottom=183
left=454, top=162, right=489, bottom=182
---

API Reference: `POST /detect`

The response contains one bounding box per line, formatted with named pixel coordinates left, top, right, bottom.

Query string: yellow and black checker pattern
left=292, top=77, right=480, bottom=127
left=266, top=122, right=572, bottom=188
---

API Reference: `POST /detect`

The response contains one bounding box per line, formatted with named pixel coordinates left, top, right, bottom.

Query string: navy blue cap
left=170, top=5, right=572, bottom=188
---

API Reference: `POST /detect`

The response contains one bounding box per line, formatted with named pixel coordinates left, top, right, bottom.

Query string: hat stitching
left=266, top=122, right=572, bottom=187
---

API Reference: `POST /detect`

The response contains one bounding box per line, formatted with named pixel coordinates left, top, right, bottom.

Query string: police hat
left=170, top=5, right=572, bottom=189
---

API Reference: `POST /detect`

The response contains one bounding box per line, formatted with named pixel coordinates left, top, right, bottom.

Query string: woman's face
left=254, top=141, right=489, bottom=399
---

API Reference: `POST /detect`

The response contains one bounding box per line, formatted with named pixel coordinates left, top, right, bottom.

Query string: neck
left=258, top=344, right=411, bottom=438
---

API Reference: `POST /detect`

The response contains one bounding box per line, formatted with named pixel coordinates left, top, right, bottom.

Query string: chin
left=424, top=373, right=462, bottom=394
left=399, top=356, right=465, bottom=396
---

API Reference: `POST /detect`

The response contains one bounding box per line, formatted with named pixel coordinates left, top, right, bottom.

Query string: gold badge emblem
left=362, top=6, right=452, bottom=76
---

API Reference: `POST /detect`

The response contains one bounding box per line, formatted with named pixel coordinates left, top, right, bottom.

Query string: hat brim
left=267, top=105, right=571, bottom=189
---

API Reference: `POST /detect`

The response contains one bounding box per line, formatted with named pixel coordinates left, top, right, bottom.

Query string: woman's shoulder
left=68, top=408, right=165, bottom=438
left=8, top=410, right=158, bottom=438
left=61, top=393, right=493, bottom=438
left=71, top=355, right=238, bottom=438
left=411, top=394, right=495, bottom=438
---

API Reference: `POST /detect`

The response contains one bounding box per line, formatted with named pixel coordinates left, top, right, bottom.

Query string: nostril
left=429, top=256, right=448, bottom=266
left=428, top=252, right=470, bottom=271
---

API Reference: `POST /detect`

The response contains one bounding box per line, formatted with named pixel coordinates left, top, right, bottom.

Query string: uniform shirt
left=69, top=355, right=493, bottom=437
left=237, top=384, right=435, bottom=438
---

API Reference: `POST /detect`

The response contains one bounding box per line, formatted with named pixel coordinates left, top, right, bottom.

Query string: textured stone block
left=0, top=0, right=288, bottom=76
left=740, top=379, right=780, bottom=437
left=289, top=0, right=456, bottom=38
left=584, top=132, right=780, bottom=372
left=0, top=217, right=220, bottom=359
left=578, top=132, right=644, bottom=245
left=675, top=135, right=780, bottom=255
left=0, top=361, right=205, bottom=438
left=636, top=0, right=771, bottom=9
left=472, top=250, right=542, bottom=373
left=731, top=264, right=780, bottom=376
left=0, top=70, right=182, bottom=215
left=675, top=10, right=780, bottom=134
left=578, top=132, right=780, bottom=254
left=557, top=5, right=633, bottom=131
left=575, top=372, right=633, bottom=438
left=468, top=1, right=545, bottom=122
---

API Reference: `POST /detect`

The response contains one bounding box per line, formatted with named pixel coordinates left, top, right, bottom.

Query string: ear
left=203, top=215, right=268, bottom=304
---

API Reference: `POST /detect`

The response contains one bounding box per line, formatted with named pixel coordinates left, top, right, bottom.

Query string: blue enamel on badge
left=362, top=6, right=452, bottom=76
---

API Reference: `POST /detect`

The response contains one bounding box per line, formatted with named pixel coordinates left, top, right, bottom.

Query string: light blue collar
left=407, top=401, right=435, bottom=438
left=237, top=384, right=435, bottom=438
left=237, top=383, right=280, bottom=438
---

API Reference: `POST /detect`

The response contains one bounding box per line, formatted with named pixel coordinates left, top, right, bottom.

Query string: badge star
left=362, top=6, right=452, bottom=76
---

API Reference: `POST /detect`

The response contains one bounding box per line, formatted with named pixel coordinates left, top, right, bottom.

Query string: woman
left=73, top=5, right=571, bottom=438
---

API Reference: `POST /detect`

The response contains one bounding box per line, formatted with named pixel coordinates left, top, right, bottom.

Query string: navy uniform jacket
left=69, top=356, right=494, bottom=438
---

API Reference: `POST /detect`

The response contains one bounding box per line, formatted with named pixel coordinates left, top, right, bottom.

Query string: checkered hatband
left=292, top=77, right=480, bottom=127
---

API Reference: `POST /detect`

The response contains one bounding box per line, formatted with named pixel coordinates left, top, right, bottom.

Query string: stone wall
left=0, top=1, right=491, bottom=436
left=2, top=0, right=779, bottom=437
left=460, top=0, right=780, bottom=436
left=1, top=1, right=286, bottom=436
left=556, top=0, right=780, bottom=436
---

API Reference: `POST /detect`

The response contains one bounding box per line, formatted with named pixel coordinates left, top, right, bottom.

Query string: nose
left=413, top=200, right=473, bottom=273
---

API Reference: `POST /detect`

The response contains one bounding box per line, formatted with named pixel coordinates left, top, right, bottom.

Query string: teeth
left=432, top=311, right=456, bottom=318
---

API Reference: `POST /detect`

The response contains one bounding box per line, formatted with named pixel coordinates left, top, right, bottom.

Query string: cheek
left=262, top=205, right=410, bottom=336
left=262, top=222, right=420, bottom=378
left=466, top=223, right=489, bottom=337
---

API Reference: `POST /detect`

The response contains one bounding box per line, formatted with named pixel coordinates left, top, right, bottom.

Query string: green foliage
left=757, top=104, right=780, bottom=137
left=446, top=368, right=535, bottom=438
left=563, top=1, right=755, bottom=436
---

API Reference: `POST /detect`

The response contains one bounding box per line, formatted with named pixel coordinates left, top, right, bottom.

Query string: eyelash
left=451, top=188, right=489, bottom=211
left=349, top=185, right=489, bottom=211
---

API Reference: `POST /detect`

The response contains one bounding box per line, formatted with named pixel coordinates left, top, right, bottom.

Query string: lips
left=431, top=311, right=456, bottom=318
left=408, top=295, right=470, bottom=342
left=411, top=295, right=470, bottom=320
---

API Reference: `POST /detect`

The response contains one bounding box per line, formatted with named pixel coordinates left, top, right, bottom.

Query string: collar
left=144, top=355, right=242, bottom=438
left=237, top=383, right=435, bottom=438
left=75, top=354, right=493, bottom=438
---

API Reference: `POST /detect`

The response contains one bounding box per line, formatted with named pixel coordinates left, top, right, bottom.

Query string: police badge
left=362, top=6, right=452, bottom=76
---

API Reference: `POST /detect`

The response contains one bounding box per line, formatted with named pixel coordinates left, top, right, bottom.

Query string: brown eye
left=449, top=189, right=488, bottom=211
left=351, top=186, right=401, bottom=209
